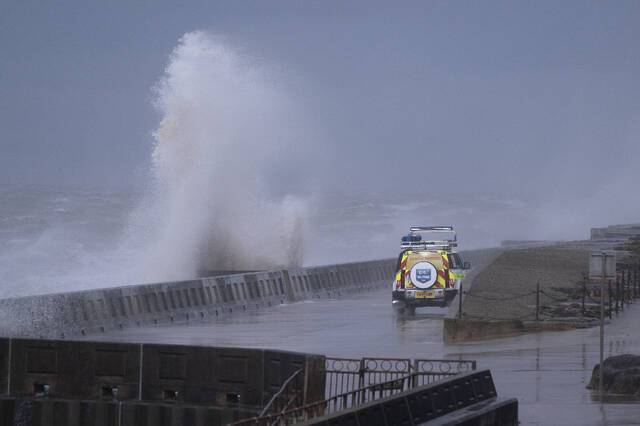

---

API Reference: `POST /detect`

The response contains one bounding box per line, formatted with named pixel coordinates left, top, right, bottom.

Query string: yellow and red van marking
left=400, top=252, right=409, bottom=269
left=439, top=251, right=450, bottom=269
left=435, top=269, right=446, bottom=288
left=395, top=251, right=411, bottom=289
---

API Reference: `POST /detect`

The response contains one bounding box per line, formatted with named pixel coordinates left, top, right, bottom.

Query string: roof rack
left=409, top=226, right=454, bottom=232
left=401, top=240, right=457, bottom=250
left=401, top=226, right=458, bottom=251
left=409, top=226, right=456, bottom=241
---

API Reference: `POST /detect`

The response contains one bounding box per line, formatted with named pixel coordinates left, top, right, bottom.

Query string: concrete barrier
left=140, top=345, right=267, bottom=406
left=0, top=259, right=394, bottom=339
left=0, top=397, right=120, bottom=426
left=0, top=339, right=8, bottom=397
left=262, top=349, right=305, bottom=399
left=0, top=338, right=325, bottom=424
left=120, top=400, right=256, bottom=426
left=0, top=397, right=258, bottom=426
left=8, top=339, right=140, bottom=401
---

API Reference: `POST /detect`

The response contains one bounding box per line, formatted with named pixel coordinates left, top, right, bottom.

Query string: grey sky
left=1, top=1, right=639, bottom=198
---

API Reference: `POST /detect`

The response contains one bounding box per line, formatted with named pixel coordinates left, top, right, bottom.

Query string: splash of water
left=129, top=31, right=307, bottom=282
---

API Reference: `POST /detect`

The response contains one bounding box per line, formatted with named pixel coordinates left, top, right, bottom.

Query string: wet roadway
left=92, top=284, right=640, bottom=425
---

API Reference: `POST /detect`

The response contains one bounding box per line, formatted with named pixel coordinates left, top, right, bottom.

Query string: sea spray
left=129, top=31, right=308, bottom=282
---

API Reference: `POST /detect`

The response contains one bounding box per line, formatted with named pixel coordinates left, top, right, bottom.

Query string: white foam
left=124, top=31, right=308, bottom=283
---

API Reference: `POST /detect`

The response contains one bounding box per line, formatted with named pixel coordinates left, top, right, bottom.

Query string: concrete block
left=121, top=402, right=216, bottom=426
left=141, top=345, right=265, bottom=406
left=262, top=350, right=306, bottom=398
left=216, top=347, right=264, bottom=406
left=9, top=339, right=140, bottom=400
left=120, top=401, right=256, bottom=426
left=0, top=398, right=15, bottom=425
left=0, top=397, right=119, bottom=426
left=304, top=354, right=326, bottom=404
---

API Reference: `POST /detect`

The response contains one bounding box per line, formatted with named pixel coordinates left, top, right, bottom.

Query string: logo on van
left=416, top=269, right=431, bottom=284
left=409, top=261, right=438, bottom=289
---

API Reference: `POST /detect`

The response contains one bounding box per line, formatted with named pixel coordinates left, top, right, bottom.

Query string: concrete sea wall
left=0, top=259, right=395, bottom=339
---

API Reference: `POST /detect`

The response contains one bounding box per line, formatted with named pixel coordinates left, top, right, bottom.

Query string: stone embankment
left=445, top=242, right=639, bottom=342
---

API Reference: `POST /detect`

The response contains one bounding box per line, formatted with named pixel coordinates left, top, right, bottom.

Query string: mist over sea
left=1, top=32, right=635, bottom=299
left=0, top=184, right=586, bottom=298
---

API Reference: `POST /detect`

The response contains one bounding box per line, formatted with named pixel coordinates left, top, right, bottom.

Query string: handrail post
left=615, top=275, right=619, bottom=314
left=619, top=274, right=624, bottom=311
left=608, top=280, right=612, bottom=319
left=536, top=282, right=540, bottom=321
left=582, top=277, right=586, bottom=317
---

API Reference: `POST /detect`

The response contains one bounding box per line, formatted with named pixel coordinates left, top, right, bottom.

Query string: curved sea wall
left=0, top=259, right=394, bottom=339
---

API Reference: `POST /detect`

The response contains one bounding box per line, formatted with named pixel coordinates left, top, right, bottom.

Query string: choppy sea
left=0, top=185, right=582, bottom=298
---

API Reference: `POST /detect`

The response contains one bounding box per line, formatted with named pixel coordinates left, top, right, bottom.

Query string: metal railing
left=325, top=356, right=476, bottom=398
left=229, top=357, right=476, bottom=426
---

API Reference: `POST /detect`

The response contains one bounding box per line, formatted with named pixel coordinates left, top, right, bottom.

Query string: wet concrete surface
left=92, top=286, right=640, bottom=425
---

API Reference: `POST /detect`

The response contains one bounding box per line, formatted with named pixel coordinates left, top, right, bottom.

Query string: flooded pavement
left=94, top=287, right=640, bottom=425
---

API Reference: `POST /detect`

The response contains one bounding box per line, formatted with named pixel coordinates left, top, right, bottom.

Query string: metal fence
left=325, top=356, right=476, bottom=398
left=230, top=357, right=476, bottom=426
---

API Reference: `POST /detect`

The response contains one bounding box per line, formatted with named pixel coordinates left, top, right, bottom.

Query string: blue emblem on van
left=416, top=269, right=431, bottom=284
